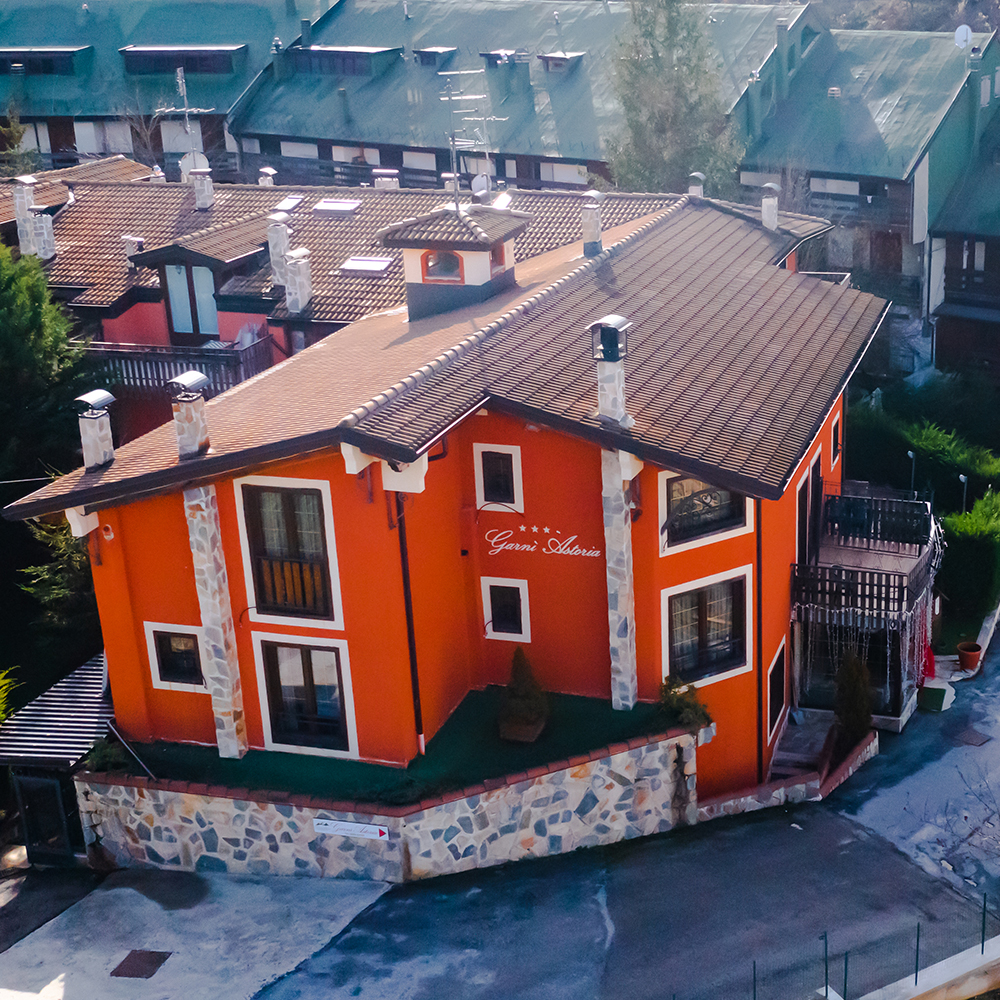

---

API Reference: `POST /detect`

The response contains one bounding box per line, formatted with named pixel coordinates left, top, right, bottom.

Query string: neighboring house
left=227, top=0, right=823, bottom=189
left=0, top=0, right=308, bottom=177
left=21, top=165, right=674, bottom=439
left=5, top=191, right=918, bottom=884
left=742, top=29, right=1000, bottom=308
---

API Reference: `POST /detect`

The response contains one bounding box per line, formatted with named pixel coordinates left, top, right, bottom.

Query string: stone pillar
left=602, top=448, right=638, bottom=710
left=597, top=360, right=629, bottom=426
left=183, top=484, right=247, bottom=758
left=79, top=411, right=115, bottom=470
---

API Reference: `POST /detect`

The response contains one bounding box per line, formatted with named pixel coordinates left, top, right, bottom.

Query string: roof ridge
left=340, top=196, right=689, bottom=431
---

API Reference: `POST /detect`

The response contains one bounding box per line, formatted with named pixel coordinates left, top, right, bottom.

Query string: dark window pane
left=669, top=578, right=745, bottom=682
left=490, top=585, right=522, bottom=634
left=769, top=648, right=786, bottom=734
left=481, top=451, right=515, bottom=504
left=663, top=477, right=745, bottom=545
left=264, top=642, right=347, bottom=750
left=154, top=631, right=204, bottom=685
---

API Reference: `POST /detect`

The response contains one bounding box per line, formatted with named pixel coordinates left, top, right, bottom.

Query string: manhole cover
left=110, top=950, right=172, bottom=979
left=956, top=727, right=992, bottom=747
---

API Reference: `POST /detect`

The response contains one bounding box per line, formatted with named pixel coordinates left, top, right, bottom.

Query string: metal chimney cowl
left=167, top=371, right=211, bottom=460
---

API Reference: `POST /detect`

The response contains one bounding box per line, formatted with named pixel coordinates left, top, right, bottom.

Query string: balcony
left=84, top=335, right=273, bottom=399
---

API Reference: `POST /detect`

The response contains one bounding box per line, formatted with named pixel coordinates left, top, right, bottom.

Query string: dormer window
left=537, top=52, right=584, bottom=73
left=481, top=48, right=530, bottom=67
left=292, top=46, right=401, bottom=77
left=121, top=45, right=245, bottom=75
left=0, top=47, right=89, bottom=75
left=490, top=243, right=505, bottom=277
left=422, top=249, right=463, bottom=283
left=414, top=46, right=456, bottom=68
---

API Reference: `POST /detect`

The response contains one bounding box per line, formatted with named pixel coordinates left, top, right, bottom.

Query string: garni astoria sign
left=484, top=527, right=602, bottom=558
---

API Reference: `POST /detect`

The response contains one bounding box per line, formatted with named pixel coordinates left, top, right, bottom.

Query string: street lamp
left=907, top=450, right=916, bottom=493
left=960, top=473, right=969, bottom=514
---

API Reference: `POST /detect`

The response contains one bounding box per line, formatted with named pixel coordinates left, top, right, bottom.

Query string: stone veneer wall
left=75, top=726, right=713, bottom=883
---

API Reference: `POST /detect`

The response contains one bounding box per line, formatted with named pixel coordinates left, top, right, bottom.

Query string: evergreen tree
left=609, top=0, right=743, bottom=196
left=0, top=103, right=40, bottom=177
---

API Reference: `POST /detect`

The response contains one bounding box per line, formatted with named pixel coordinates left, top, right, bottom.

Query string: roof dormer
left=377, top=203, right=532, bottom=321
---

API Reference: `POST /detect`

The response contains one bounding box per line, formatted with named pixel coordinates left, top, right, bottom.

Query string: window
left=241, top=484, right=334, bottom=621
left=164, top=264, right=219, bottom=340
left=482, top=577, right=531, bottom=641
left=0, top=49, right=80, bottom=75
left=665, top=574, right=748, bottom=684
left=261, top=641, right=348, bottom=750
left=490, top=243, right=506, bottom=276
left=832, top=416, right=841, bottom=466
left=661, top=475, right=746, bottom=548
left=121, top=46, right=241, bottom=75
left=144, top=622, right=206, bottom=691
left=768, top=645, right=786, bottom=739
left=473, top=444, right=524, bottom=512
left=422, top=249, right=463, bottom=283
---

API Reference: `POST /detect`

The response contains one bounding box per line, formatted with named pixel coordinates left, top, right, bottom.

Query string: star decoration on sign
left=543, top=527, right=550, bottom=533
left=531, top=525, right=539, bottom=533
left=519, top=525, right=527, bottom=532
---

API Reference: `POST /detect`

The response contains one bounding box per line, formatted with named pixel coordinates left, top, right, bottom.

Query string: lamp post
left=907, top=450, right=916, bottom=493
left=960, top=474, right=969, bottom=514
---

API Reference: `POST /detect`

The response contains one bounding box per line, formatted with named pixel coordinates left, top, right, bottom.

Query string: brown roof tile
left=376, top=203, right=533, bottom=249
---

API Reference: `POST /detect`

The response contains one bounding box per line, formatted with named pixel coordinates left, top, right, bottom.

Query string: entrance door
left=12, top=771, right=80, bottom=865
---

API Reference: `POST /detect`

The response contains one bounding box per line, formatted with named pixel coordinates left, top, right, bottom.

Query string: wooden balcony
left=84, top=336, right=273, bottom=399
left=254, top=555, right=330, bottom=618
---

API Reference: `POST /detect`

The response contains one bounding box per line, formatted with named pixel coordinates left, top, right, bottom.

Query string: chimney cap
left=588, top=313, right=632, bottom=362
left=259, top=166, right=277, bottom=176
left=75, top=388, right=115, bottom=414
left=373, top=168, right=399, bottom=177
left=166, top=370, right=210, bottom=400
left=287, top=246, right=310, bottom=261
left=268, top=211, right=291, bottom=224
left=763, top=182, right=781, bottom=193
left=583, top=188, right=604, bottom=203
left=189, top=167, right=212, bottom=178
left=15, top=174, right=37, bottom=186
left=689, top=171, right=706, bottom=183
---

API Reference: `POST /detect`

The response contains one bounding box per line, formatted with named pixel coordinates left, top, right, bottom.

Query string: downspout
left=395, top=492, right=425, bottom=754
left=756, top=497, right=764, bottom=785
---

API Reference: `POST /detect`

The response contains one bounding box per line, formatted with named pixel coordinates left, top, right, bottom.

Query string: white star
left=531, top=525, right=539, bottom=533
left=519, top=525, right=527, bottom=532
left=543, top=527, right=550, bottom=534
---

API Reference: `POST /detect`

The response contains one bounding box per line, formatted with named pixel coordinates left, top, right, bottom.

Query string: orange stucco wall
left=89, top=393, right=846, bottom=797
left=101, top=301, right=171, bottom=346
left=216, top=310, right=269, bottom=344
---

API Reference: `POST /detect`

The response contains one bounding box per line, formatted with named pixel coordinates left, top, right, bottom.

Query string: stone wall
left=75, top=726, right=711, bottom=883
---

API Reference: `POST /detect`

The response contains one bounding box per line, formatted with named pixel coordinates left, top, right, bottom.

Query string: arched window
left=422, top=249, right=464, bottom=283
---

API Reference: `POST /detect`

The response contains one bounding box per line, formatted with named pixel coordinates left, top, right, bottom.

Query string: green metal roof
left=745, top=29, right=993, bottom=181
left=0, top=0, right=314, bottom=120
left=231, top=0, right=806, bottom=160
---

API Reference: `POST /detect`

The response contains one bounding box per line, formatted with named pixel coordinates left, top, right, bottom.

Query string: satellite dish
left=471, top=173, right=490, bottom=196
left=179, top=150, right=209, bottom=183
left=955, top=24, right=973, bottom=50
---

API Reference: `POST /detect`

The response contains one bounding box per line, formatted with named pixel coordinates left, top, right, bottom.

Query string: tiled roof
left=0, top=654, right=112, bottom=768
left=5, top=198, right=874, bottom=519
left=376, top=204, right=534, bottom=250
left=0, top=156, right=151, bottom=226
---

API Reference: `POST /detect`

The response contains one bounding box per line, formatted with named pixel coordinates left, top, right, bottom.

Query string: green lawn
left=91, top=687, right=676, bottom=807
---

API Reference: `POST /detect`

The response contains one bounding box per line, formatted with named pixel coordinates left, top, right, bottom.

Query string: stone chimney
left=258, top=166, right=277, bottom=186
left=762, top=182, right=780, bottom=231
left=688, top=171, right=705, bottom=198
left=166, top=371, right=211, bottom=460
left=30, top=207, right=56, bottom=260
left=300, top=17, right=312, bottom=46
left=74, top=389, right=116, bottom=471
left=589, top=314, right=635, bottom=429
left=150, top=165, right=167, bottom=184
left=284, top=247, right=312, bottom=314
left=267, top=212, right=291, bottom=285
left=776, top=19, right=790, bottom=100
left=13, top=175, right=36, bottom=252
left=582, top=190, right=604, bottom=258
left=122, top=234, right=145, bottom=269
left=373, top=168, right=400, bottom=190
left=190, top=168, right=214, bottom=210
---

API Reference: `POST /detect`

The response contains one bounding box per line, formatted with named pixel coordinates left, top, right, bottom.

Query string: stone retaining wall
left=76, top=725, right=713, bottom=883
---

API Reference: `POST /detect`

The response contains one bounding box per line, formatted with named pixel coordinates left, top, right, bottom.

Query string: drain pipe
left=756, top=498, right=764, bottom=784
left=395, top=492, right=425, bottom=754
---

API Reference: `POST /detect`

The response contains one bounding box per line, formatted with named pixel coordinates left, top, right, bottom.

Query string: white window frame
left=473, top=443, right=524, bottom=513
left=795, top=450, right=823, bottom=564
left=658, top=470, right=754, bottom=557
left=481, top=576, right=531, bottom=642
left=831, top=414, right=842, bottom=469
left=233, top=474, right=345, bottom=631
left=767, top=639, right=787, bottom=743
left=660, top=564, right=753, bottom=688
left=143, top=621, right=208, bottom=693
left=251, top=631, right=358, bottom=759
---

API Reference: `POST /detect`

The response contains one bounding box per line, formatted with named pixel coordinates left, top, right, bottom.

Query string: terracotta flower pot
left=957, top=641, right=982, bottom=673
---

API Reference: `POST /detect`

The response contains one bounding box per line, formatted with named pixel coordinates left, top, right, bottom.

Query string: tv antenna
left=438, top=70, right=507, bottom=202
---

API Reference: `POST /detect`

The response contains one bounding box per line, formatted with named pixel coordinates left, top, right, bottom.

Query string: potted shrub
left=658, top=676, right=711, bottom=732
left=498, top=647, right=549, bottom=743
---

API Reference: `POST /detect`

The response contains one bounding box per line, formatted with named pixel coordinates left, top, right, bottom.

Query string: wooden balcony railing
left=85, top=336, right=272, bottom=398
left=254, top=556, right=330, bottom=618
left=823, top=493, right=932, bottom=552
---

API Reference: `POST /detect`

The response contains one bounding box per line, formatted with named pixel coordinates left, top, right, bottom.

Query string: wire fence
left=660, top=896, right=1000, bottom=1000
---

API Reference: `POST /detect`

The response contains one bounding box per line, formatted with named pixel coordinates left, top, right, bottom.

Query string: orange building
left=7, top=191, right=902, bottom=801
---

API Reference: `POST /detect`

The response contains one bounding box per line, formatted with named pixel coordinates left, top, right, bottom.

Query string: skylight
left=340, top=256, right=393, bottom=273
left=314, top=199, right=361, bottom=214
left=274, top=195, right=304, bottom=212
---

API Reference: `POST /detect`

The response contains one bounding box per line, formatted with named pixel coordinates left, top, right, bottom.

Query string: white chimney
left=373, top=168, right=400, bottom=190
left=30, top=208, right=55, bottom=260
left=267, top=212, right=291, bottom=285
left=74, top=389, right=116, bottom=471
left=582, top=189, right=604, bottom=258
left=688, top=171, right=706, bottom=198
left=150, top=165, right=167, bottom=184
left=589, top=314, right=635, bottom=429
left=14, top=175, right=36, bottom=252
left=122, top=234, right=145, bottom=270
left=284, top=247, right=312, bottom=314
left=762, top=182, right=781, bottom=232
left=166, top=370, right=211, bottom=460
left=190, top=168, right=214, bottom=210
left=258, top=166, right=277, bottom=187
